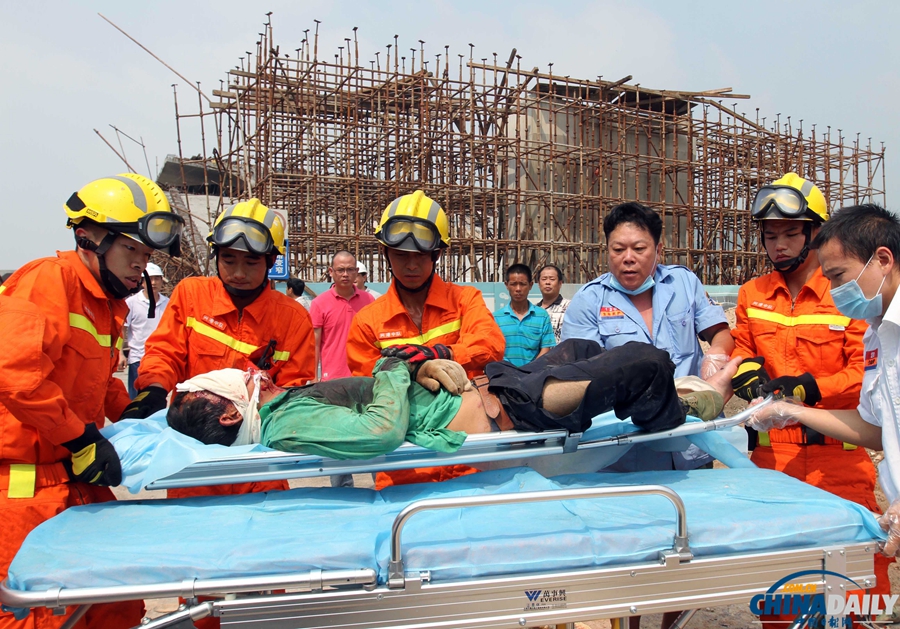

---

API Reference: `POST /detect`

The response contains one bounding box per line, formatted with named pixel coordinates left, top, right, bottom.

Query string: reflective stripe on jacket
left=0, top=252, right=130, bottom=466
left=346, top=275, right=505, bottom=378
left=136, top=276, right=315, bottom=391
left=732, top=267, right=867, bottom=444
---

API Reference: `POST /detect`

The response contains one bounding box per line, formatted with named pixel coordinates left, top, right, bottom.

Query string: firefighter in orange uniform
left=731, top=173, right=890, bottom=626
left=0, top=174, right=184, bottom=628
left=347, top=191, right=504, bottom=487
left=125, top=199, right=314, bottom=501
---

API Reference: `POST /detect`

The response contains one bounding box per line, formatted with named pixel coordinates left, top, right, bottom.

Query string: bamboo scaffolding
left=169, top=18, right=886, bottom=285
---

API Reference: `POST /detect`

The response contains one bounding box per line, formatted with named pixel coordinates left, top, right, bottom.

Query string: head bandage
left=175, top=368, right=262, bottom=445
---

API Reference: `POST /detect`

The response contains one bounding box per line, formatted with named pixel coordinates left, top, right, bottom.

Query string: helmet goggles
left=210, top=216, right=276, bottom=255
left=379, top=216, right=442, bottom=253
left=751, top=185, right=821, bottom=222
left=66, top=192, right=184, bottom=250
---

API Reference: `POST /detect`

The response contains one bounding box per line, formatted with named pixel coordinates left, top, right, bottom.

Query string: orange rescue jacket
left=0, top=252, right=131, bottom=466
left=136, top=276, right=315, bottom=391
left=346, top=275, right=504, bottom=378
left=732, top=267, right=866, bottom=444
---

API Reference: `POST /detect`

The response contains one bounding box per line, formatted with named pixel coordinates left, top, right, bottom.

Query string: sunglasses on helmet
left=379, top=216, right=442, bottom=253
left=210, top=216, right=275, bottom=255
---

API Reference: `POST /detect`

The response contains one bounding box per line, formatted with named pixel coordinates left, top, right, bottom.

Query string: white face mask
left=175, top=368, right=262, bottom=445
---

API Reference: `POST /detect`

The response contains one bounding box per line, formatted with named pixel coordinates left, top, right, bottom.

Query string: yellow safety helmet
left=208, top=198, right=286, bottom=256
left=751, top=173, right=828, bottom=223
left=375, top=190, right=450, bottom=252
left=64, top=173, right=183, bottom=255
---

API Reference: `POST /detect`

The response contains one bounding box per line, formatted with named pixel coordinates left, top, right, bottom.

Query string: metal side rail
left=204, top=542, right=876, bottom=629
left=0, top=569, right=377, bottom=613
left=144, top=397, right=774, bottom=490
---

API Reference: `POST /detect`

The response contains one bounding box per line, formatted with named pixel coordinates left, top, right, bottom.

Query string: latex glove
left=731, top=356, right=771, bottom=402
left=761, top=372, right=822, bottom=407
left=415, top=359, right=468, bottom=395
left=61, top=424, right=122, bottom=486
left=878, top=500, right=900, bottom=557
left=700, top=354, right=730, bottom=380
left=119, top=386, right=168, bottom=420
left=746, top=397, right=802, bottom=432
left=381, top=343, right=452, bottom=364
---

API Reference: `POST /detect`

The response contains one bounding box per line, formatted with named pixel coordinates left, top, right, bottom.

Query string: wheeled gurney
left=0, top=400, right=887, bottom=628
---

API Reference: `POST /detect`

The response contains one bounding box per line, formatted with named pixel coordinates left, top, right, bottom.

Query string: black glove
left=119, top=386, right=168, bottom=420
left=731, top=356, right=770, bottom=402
left=62, top=424, right=122, bottom=486
left=380, top=343, right=452, bottom=365
left=761, top=372, right=822, bottom=407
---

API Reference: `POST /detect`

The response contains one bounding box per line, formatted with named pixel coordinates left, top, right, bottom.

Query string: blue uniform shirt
left=493, top=302, right=556, bottom=366
left=561, top=264, right=727, bottom=378
left=562, top=264, right=726, bottom=471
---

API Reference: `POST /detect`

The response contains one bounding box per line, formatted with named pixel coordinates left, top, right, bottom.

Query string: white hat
left=145, top=262, right=166, bottom=280
left=356, top=261, right=368, bottom=275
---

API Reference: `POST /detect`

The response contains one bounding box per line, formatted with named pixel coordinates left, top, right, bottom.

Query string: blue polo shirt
left=561, top=264, right=727, bottom=472
left=561, top=265, right=727, bottom=378
left=493, top=302, right=556, bottom=366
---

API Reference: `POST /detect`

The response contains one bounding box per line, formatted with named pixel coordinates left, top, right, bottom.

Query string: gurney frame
left=0, top=473, right=877, bottom=629
left=142, top=397, right=773, bottom=490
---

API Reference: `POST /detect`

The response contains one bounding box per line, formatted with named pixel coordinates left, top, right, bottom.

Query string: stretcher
left=0, top=467, right=885, bottom=629
left=107, top=399, right=764, bottom=493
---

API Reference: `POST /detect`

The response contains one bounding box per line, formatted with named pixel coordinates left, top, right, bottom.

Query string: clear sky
left=1, top=0, right=897, bottom=269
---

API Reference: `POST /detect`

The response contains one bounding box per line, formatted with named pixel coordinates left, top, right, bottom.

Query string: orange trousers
left=0, top=474, right=144, bottom=629
left=752, top=443, right=893, bottom=628
left=375, top=465, right=479, bottom=490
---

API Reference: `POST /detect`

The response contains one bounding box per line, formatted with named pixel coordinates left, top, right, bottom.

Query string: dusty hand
left=879, top=500, right=900, bottom=557
left=415, top=359, right=468, bottom=395
left=746, top=398, right=802, bottom=432
left=700, top=354, right=730, bottom=380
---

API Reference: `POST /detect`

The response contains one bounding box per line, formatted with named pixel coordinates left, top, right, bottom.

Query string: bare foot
left=704, top=356, right=742, bottom=404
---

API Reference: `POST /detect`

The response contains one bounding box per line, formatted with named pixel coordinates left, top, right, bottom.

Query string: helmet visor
left=751, top=185, right=815, bottom=220
left=138, top=212, right=184, bottom=249
left=212, top=217, right=274, bottom=255
left=107, top=212, right=184, bottom=251
left=380, top=217, right=441, bottom=252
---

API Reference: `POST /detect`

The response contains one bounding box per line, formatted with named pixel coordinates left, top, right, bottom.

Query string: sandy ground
left=110, top=347, right=900, bottom=628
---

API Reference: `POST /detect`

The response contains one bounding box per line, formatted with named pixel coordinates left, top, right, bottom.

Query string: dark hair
left=811, top=204, right=900, bottom=262
left=167, top=391, right=240, bottom=446
left=603, top=202, right=663, bottom=245
left=537, top=264, right=563, bottom=283
left=286, top=278, right=306, bottom=296
left=332, top=250, right=356, bottom=265
left=505, top=263, right=533, bottom=283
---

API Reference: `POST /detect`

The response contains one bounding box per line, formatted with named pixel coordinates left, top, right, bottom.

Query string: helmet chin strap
left=767, top=223, right=813, bottom=275
left=214, top=249, right=271, bottom=304
left=384, top=247, right=439, bottom=294
left=75, top=230, right=142, bottom=301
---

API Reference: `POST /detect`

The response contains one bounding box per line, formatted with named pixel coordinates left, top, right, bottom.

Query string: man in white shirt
left=355, top=261, right=382, bottom=299
left=749, top=203, right=900, bottom=559
left=121, top=263, right=170, bottom=398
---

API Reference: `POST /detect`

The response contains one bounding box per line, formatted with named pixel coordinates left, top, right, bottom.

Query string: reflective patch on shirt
left=600, top=307, right=624, bottom=319
left=201, top=314, right=226, bottom=331
left=378, top=330, right=404, bottom=340
left=865, top=348, right=879, bottom=371
left=829, top=324, right=846, bottom=331
left=751, top=301, right=775, bottom=311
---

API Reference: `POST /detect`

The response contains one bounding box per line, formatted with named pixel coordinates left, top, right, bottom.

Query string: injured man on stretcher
left=166, top=339, right=739, bottom=459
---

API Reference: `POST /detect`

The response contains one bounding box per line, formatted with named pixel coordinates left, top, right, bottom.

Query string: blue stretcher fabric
left=103, top=410, right=753, bottom=493
left=7, top=467, right=884, bottom=593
